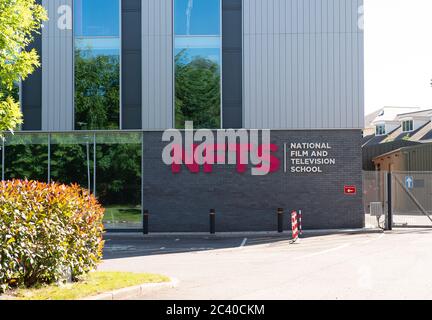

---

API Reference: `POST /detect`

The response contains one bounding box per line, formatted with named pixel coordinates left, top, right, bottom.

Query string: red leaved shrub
left=0, top=180, right=105, bottom=292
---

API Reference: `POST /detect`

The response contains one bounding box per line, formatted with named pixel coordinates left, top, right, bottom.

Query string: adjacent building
left=372, top=143, right=432, bottom=172
left=363, top=107, right=432, bottom=171
left=5, top=0, right=365, bottom=232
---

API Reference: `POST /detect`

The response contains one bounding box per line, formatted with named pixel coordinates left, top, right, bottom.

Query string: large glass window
left=174, top=0, right=222, bottom=129
left=50, top=133, right=95, bottom=191
left=95, top=133, right=142, bottom=229
left=4, top=133, right=49, bottom=182
left=74, top=0, right=120, bottom=130
left=1, top=132, right=143, bottom=230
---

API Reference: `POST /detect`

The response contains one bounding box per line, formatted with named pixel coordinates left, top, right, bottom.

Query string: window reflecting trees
left=1, top=132, right=143, bottom=230
left=4, top=134, right=48, bottom=182
left=74, top=0, right=120, bottom=130
left=174, top=0, right=222, bottom=129
left=50, top=133, right=95, bottom=191
left=95, top=133, right=142, bottom=229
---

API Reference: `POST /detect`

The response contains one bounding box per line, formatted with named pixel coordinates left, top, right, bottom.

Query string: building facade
left=8, top=0, right=365, bottom=231
left=365, top=108, right=432, bottom=145
left=363, top=108, right=432, bottom=170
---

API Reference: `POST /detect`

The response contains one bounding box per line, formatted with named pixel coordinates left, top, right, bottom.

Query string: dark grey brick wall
left=143, top=130, right=364, bottom=232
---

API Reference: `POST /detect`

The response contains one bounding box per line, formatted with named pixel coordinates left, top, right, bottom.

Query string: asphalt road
left=100, top=229, right=432, bottom=300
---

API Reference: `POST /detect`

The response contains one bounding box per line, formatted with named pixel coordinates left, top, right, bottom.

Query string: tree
left=0, top=0, right=47, bottom=133
left=175, top=50, right=221, bottom=129
left=74, top=50, right=120, bottom=130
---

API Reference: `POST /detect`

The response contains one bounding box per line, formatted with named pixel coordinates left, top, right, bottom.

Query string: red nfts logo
left=168, top=144, right=281, bottom=175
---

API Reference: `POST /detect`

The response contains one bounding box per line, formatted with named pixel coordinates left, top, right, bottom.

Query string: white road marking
left=105, top=245, right=136, bottom=252
left=160, top=247, right=166, bottom=250
left=294, top=243, right=352, bottom=260
left=360, top=233, right=385, bottom=245
left=240, top=238, right=248, bottom=248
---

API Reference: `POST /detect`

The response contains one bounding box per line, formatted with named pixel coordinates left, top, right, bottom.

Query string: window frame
left=375, top=124, right=386, bottom=136
left=172, top=0, right=223, bottom=129
left=72, top=0, right=123, bottom=131
left=402, top=119, right=414, bottom=132
left=0, top=131, right=145, bottom=231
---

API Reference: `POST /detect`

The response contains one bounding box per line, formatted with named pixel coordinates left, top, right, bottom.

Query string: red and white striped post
left=291, top=211, right=299, bottom=243
left=298, top=210, right=303, bottom=236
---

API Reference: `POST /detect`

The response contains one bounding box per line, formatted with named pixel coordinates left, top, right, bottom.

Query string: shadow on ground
left=103, top=234, right=296, bottom=260
left=102, top=231, right=374, bottom=260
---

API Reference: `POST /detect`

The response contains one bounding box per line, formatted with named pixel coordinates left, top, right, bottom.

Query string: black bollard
left=277, top=208, right=284, bottom=233
left=143, top=210, right=149, bottom=235
left=210, top=209, right=216, bottom=234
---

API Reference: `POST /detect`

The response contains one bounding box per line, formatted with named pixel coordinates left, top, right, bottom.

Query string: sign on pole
left=405, top=176, right=414, bottom=190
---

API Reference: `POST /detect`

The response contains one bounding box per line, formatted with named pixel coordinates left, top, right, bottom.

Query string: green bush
left=0, top=180, right=105, bottom=293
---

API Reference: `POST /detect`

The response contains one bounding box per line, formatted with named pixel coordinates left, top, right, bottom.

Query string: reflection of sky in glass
left=174, top=0, right=222, bottom=129
left=78, top=49, right=120, bottom=59
left=175, top=36, right=221, bottom=49
left=74, top=0, right=120, bottom=131
left=175, top=48, right=221, bottom=64
left=174, top=0, right=222, bottom=62
left=76, top=38, right=120, bottom=57
left=74, top=0, right=120, bottom=58
left=175, top=0, right=221, bottom=35
left=74, top=0, right=120, bottom=37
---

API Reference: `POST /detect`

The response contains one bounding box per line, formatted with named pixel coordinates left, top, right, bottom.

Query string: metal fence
left=363, top=171, right=388, bottom=229
left=391, top=172, right=432, bottom=227
left=363, top=171, right=432, bottom=229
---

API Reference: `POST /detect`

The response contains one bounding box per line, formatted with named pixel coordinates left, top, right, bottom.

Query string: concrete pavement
left=99, top=229, right=432, bottom=300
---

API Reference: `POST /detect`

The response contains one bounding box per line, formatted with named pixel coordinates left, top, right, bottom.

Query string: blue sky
left=174, top=0, right=220, bottom=35
left=74, top=0, right=119, bottom=37
left=174, top=0, right=221, bottom=64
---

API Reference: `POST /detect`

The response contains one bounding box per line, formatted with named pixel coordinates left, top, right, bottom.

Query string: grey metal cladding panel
left=243, top=0, right=364, bottom=130
left=122, top=52, right=142, bottom=106
left=223, top=0, right=242, bottom=129
left=142, top=0, right=173, bottom=130
left=223, top=0, right=242, bottom=48
left=123, top=0, right=140, bottom=10
left=122, top=51, right=142, bottom=129
left=21, top=107, right=42, bottom=131
left=22, top=25, right=42, bottom=130
left=122, top=0, right=142, bottom=129
left=122, top=4, right=141, bottom=51
left=41, top=0, right=74, bottom=131
left=122, top=105, right=142, bottom=129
